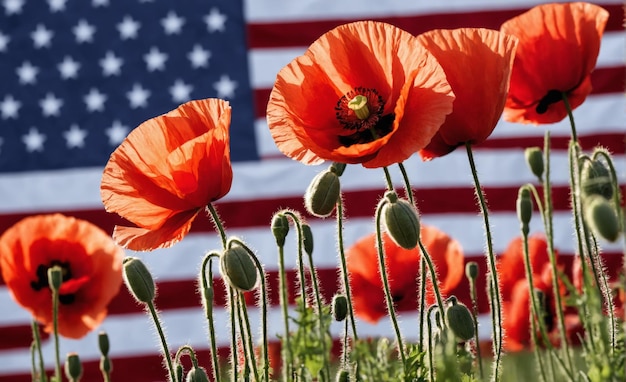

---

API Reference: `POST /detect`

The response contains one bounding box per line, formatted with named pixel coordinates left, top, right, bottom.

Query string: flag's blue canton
left=0, top=0, right=257, bottom=173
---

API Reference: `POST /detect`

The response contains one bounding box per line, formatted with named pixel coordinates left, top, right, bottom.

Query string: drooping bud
left=302, top=223, right=314, bottom=256
left=64, top=353, right=83, bottom=381
left=381, top=191, right=420, bottom=249
left=445, top=299, right=475, bottom=342
left=271, top=213, right=290, bottom=247
left=331, top=294, right=348, bottom=322
left=123, top=257, right=156, bottom=303
left=584, top=195, right=620, bottom=242
left=98, top=332, right=110, bottom=356
left=580, top=159, right=613, bottom=200
left=524, top=147, right=544, bottom=180
left=335, top=369, right=350, bottom=382
left=465, top=262, right=479, bottom=281
left=305, top=169, right=340, bottom=217
left=48, top=265, right=63, bottom=291
left=329, top=162, right=346, bottom=177
left=220, top=244, right=258, bottom=292
left=516, top=186, right=533, bottom=235
left=185, top=366, right=210, bottom=382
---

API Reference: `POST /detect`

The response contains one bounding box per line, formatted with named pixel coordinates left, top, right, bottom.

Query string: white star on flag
left=73, top=19, right=96, bottom=43
left=118, top=16, right=140, bottom=40
left=100, top=51, right=123, bottom=76
left=205, top=8, right=227, bottom=32
left=144, top=47, right=168, bottom=72
left=84, top=88, right=107, bottom=112
left=31, top=24, right=53, bottom=49
left=0, top=31, right=9, bottom=52
left=213, top=74, right=237, bottom=99
left=170, top=79, right=193, bottom=103
left=39, top=93, right=63, bottom=117
left=188, top=45, right=211, bottom=69
left=58, top=56, right=81, bottom=79
left=0, top=95, right=21, bottom=119
left=22, top=127, right=46, bottom=152
left=161, top=12, right=185, bottom=35
left=3, top=0, right=25, bottom=15
left=16, top=61, right=39, bottom=85
left=106, top=120, right=129, bottom=145
left=126, top=84, right=150, bottom=108
left=63, top=125, right=88, bottom=148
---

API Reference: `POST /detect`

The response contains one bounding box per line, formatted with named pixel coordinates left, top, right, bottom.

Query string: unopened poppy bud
left=382, top=192, right=420, bottom=250
left=332, top=294, right=348, bottom=322
left=584, top=196, right=620, bottom=242
left=64, top=353, right=82, bottom=381
left=305, top=170, right=340, bottom=217
left=336, top=369, right=350, bottom=382
left=581, top=159, right=613, bottom=200
left=48, top=265, right=63, bottom=291
left=220, top=245, right=258, bottom=292
left=271, top=213, right=290, bottom=247
left=524, top=147, right=544, bottom=180
left=185, top=366, right=210, bottom=382
left=329, top=162, right=346, bottom=176
left=123, top=257, right=156, bottom=303
left=445, top=301, right=475, bottom=342
left=516, top=186, right=533, bottom=235
left=302, top=223, right=314, bottom=255
left=98, top=332, right=110, bottom=356
left=465, top=261, right=479, bottom=281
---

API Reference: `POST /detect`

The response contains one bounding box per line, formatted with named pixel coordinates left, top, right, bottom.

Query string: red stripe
left=247, top=4, right=624, bottom=49
left=254, top=66, right=625, bottom=119
left=475, top=132, right=626, bottom=151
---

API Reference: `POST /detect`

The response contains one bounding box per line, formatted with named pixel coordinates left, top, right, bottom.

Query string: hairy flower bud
left=335, top=369, right=350, bottom=382
left=305, top=170, right=340, bottom=217
left=581, top=159, right=613, bottom=200
left=382, top=192, right=420, bottom=249
left=271, top=213, right=290, bottom=247
left=302, top=223, right=314, bottom=256
left=445, top=300, right=475, bottom=342
left=524, top=147, right=544, bottom=180
left=220, top=245, right=258, bottom=292
left=516, top=186, right=533, bottom=235
left=123, top=257, right=156, bottom=303
left=98, top=332, right=110, bottom=356
left=185, top=366, right=210, bottom=382
left=584, top=196, right=620, bottom=242
left=332, top=294, right=348, bottom=322
left=465, top=261, right=479, bottom=281
left=64, top=353, right=83, bottom=381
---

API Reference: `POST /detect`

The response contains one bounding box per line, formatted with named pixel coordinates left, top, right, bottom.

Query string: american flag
left=0, top=0, right=624, bottom=380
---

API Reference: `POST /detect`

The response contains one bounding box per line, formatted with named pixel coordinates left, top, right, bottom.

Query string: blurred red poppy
left=0, top=214, right=123, bottom=339
left=101, top=98, right=233, bottom=251
left=417, top=28, right=518, bottom=160
left=267, top=21, right=454, bottom=168
left=347, top=226, right=464, bottom=324
left=500, top=2, right=609, bottom=124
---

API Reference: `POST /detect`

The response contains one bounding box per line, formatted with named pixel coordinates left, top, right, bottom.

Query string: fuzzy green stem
left=467, top=268, right=483, bottom=379
left=284, top=211, right=308, bottom=308
left=237, top=293, right=260, bottom=382
left=336, top=198, right=359, bottom=342
left=418, top=257, right=427, bottom=352
left=375, top=200, right=406, bottom=366
left=235, top=292, right=251, bottom=381
left=207, top=203, right=228, bottom=249
left=306, top=247, right=331, bottom=380
left=228, top=288, right=238, bottom=382
left=465, top=142, right=502, bottom=381
left=51, top=288, right=61, bottom=382
left=174, top=345, right=199, bottom=369
left=418, top=240, right=446, bottom=318
left=146, top=301, right=176, bottom=382
left=426, top=304, right=438, bottom=382
left=398, top=162, right=414, bottom=205
left=31, top=321, right=45, bottom=382
left=200, top=251, right=222, bottom=382
left=382, top=167, right=394, bottom=191
left=276, top=242, right=293, bottom=381
left=561, top=92, right=577, bottom=143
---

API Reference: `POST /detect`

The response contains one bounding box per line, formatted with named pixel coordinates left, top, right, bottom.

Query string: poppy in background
left=417, top=28, right=518, bottom=160
left=267, top=21, right=454, bottom=168
left=101, top=98, right=233, bottom=251
left=500, top=2, right=609, bottom=124
left=346, top=226, right=464, bottom=324
left=0, top=214, right=124, bottom=339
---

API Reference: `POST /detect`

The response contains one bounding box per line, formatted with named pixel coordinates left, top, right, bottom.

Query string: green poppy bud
left=99, top=357, right=112, bottom=374
left=584, top=196, right=620, bottom=242
left=185, top=366, right=210, bottom=382
left=64, top=353, right=82, bottom=381
left=47, top=265, right=63, bottom=291
left=271, top=213, right=290, bottom=247
left=305, top=170, right=340, bottom=217
left=98, top=332, right=110, bottom=356
left=329, top=162, right=346, bottom=176
left=445, top=301, right=475, bottom=342
left=382, top=192, right=420, bottom=250
left=332, top=294, right=348, bottom=322
left=123, top=257, right=156, bottom=304
left=302, top=223, right=314, bottom=256
left=465, top=261, right=479, bottom=281
left=581, top=159, right=613, bottom=200
left=335, top=369, right=350, bottom=382
left=524, top=147, right=544, bottom=180
left=516, top=186, right=533, bottom=235
left=220, top=245, right=258, bottom=292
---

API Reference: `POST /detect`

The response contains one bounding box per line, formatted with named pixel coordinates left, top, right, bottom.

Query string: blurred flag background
left=0, top=0, right=624, bottom=380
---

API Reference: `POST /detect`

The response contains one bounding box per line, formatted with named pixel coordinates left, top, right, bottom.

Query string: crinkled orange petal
left=418, top=28, right=518, bottom=160
left=267, top=21, right=453, bottom=168
left=501, top=2, right=608, bottom=124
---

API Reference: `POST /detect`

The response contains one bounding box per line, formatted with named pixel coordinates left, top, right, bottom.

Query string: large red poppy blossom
left=267, top=21, right=455, bottom=168
left=101, top=98, right=233, bottom=251
left=417, top=28, right=518, bottom=160
left=0, top=214, right=124, bottom=339
left=500, top=2, right=609, bottom=124
left=346, top=226, right=464, bottom=324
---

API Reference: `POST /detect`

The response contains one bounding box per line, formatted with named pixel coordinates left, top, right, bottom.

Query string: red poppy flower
left=0, top=214, right=124, bottom=339
left=500, top=2, right=609, bottom=124
left=417, top=28, right=518, bottom=160
left=346, top=225, right=464, bottom=324
left=101, top=98, right=233, bottom=251
left=266, top=21, right=454, bottom=168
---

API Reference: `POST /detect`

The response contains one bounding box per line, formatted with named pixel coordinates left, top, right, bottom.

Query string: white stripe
left=249, top=32, right=624, bottom=89
left=244, top=0, right=624, bottom=23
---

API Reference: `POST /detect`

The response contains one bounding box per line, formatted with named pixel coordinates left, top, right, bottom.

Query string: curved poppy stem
left=200, top=251, right=222, bottom=382
left=561, top=92, right=577, bottom=143
left=335, top=197, right=359, bottom=342
left=417, top=240, right=446, bottom=321
left=426, top=304, right=438, bottom=382
left=464, top=142, right=502, bottom=382
left=30, top=321, right=45, bottom=382
left=283, top=211, right=308, bottom=306
left=207, top=203, right=227, bottom=249
left=146, top=300, right=176, bottom=382
left=275, top=230, right=293, bottom=381
left=382, top=167, right=394, bottom=191
left=174, top=344, right=199, bottom=369
left=397, top=162, right=414, bottom=205
left=375, top=199, right=406, bottom=366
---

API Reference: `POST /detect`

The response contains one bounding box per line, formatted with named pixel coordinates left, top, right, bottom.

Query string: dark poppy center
left=535, top=89, right=563, bottom=114
left=335, top=87, right=394, bottom=147
left=30, top=260, right=76, bottom=305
